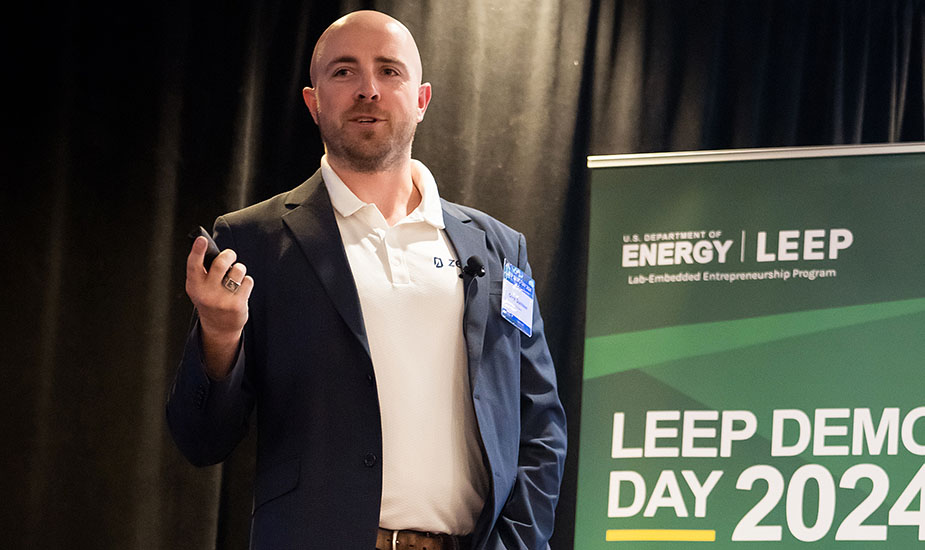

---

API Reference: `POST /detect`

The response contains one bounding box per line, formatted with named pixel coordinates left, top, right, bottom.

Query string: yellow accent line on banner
left=605, top=529, right=716, bottom=542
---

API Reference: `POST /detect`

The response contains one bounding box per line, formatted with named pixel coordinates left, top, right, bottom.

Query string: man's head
left=303, top=11, right=431, bottom=174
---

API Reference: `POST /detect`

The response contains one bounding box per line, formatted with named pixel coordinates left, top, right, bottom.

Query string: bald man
left=167, top=11, right=566, bottom=550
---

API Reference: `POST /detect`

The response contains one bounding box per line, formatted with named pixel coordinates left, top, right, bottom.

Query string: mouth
left=347, top=111, right=387, bottom=125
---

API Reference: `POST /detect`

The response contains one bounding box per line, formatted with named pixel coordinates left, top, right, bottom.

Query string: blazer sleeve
left=165, top=217, right=255, bottom=467
left=485, top=233, right=568, bottom=550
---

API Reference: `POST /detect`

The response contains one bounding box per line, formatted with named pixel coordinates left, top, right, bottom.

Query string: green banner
left=575, top=145, right=925, bottom=548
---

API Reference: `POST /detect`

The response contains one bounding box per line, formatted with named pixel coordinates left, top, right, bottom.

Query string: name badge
left=501, top=260, right=534, bottom=337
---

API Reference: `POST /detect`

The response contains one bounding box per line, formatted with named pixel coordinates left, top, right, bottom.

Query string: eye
left=382, top=67, right=400, bottom=77
left=333, top=67, right=352, bottom=77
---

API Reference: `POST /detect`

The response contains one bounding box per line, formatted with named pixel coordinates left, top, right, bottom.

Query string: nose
left=356, top=73, right=380, bottom=101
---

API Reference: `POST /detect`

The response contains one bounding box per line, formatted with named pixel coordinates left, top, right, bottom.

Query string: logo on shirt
left=434, top=257, right=460, bottom=269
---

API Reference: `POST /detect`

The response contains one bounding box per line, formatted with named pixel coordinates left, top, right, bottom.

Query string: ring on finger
left=222, top=275, right=241, bottom=294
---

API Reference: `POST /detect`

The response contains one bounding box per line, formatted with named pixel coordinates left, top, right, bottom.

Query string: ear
left=416, top=82, right=432, bottom=122
left=303, top=87, right=319, bottom=124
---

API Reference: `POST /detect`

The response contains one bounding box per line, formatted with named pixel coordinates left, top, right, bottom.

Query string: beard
left=316, top=104, right=418, bottom=173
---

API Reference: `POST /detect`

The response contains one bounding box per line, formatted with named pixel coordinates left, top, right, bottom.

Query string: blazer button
left=364, top=453, right=377, bottom=467
left=366, top=373, right=374, bottom=386
left=195, top=386, right=207, bottom=408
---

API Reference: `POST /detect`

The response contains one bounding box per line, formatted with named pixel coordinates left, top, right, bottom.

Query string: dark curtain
left=3, top=1, right=922, bottom=549
left=588, top=0, right=924, bottom=154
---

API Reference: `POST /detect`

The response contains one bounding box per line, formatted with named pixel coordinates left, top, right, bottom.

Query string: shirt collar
left=320, top=155, right=445, bottom=229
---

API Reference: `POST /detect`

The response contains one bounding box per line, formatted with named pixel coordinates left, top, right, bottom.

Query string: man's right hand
left=185, top=236, right=254, bottom=380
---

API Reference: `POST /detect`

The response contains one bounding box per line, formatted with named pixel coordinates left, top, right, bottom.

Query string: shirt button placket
left=385, top=230, right=410, bottom=284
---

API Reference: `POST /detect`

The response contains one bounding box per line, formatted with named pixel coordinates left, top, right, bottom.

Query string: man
left=167, top=10, right=566, bottom=550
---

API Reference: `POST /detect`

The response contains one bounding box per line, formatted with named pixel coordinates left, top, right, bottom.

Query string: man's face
left=304, top=15, right=431, bottom=173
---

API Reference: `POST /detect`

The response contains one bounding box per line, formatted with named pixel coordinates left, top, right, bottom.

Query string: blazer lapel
left=442, top=202, right=490, bottom=378
left=281, top=172, right=370, bottom=357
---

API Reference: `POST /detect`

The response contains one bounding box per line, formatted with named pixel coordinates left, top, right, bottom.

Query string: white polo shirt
left=320, top=156, right=488, bottom=534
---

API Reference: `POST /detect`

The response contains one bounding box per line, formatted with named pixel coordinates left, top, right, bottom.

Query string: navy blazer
left=166, top=170, right=567, bottom=549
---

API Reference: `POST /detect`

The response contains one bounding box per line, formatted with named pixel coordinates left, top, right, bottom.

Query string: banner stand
left=575, top=143, right=925, bottom=548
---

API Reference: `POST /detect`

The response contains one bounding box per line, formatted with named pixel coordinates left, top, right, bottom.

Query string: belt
left=375, top=527, right=471, bottom=550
